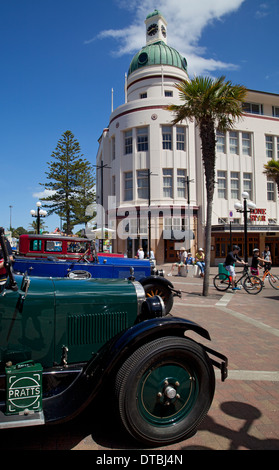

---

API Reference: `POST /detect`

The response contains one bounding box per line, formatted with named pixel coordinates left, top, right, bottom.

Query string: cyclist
left=224, top=245, right=247, bottom=291
left=251, top=248, right=265, bottom=276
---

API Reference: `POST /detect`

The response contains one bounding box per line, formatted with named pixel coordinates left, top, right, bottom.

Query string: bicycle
left=213, top=265, right=263, bottom=294
left=260, top=268, right=279, bottom=290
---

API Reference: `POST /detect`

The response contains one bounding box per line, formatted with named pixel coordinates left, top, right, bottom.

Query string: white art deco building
left=96, top=10, right=279, bottom=265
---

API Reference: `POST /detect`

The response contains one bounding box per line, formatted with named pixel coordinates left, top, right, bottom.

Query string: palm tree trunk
left=203, top=194, right=213, bottom=296
left=200, top=119, right=216, bottom=296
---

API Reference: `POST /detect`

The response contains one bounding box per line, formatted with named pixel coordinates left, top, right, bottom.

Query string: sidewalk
left=153, top=264, right=279, bottom=450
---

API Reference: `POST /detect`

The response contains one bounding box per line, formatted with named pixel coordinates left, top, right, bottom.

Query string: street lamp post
left=30, top=202, right=47, bottom=234
left=185, top=176, right=194, bottom=251
left=9, top=205, right=13, bottom=232
left=234, top=192, right=256, bottom=263
left=94, top=161, right=111, bottom=252
left=147, top=169, right=158, bottom=259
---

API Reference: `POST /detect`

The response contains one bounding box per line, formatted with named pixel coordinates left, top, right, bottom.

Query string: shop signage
left=250, top=208, right=266, bottom=222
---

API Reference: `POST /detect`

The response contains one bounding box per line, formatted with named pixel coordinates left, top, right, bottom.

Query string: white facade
left=96, top=10, right=279, bottom=265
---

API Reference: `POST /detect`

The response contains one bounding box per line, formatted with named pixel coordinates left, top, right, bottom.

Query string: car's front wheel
left=114, top=336, right=215, bottom=446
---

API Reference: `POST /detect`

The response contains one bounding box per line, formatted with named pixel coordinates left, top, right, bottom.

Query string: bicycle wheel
left=243, top=275, right=263, bottom=294
left=268, top=274, right=279, bottom=290
left=213, top=273, right=230, bottom=291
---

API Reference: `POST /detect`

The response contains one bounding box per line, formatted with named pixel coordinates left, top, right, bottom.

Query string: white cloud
left=86, top=0, right=246, bottom=76
left=33, top=189, right=56, bottom=199
left=255, top=3, right=270, bottom=19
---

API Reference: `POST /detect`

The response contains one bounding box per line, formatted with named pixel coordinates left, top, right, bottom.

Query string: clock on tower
left=145, top=10, right=167, bottom=45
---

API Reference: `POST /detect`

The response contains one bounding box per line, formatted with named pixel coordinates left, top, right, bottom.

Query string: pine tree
left=40, top=130, right=95, bottom=234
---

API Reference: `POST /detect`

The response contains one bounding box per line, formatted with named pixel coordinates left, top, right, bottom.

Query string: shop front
left=211, top=224, right=279, bottom=266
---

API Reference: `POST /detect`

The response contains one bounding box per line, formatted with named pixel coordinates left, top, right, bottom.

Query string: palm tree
left=263, top=159, right=279, bottom=197
left=167, top=76, right=247, bottom=295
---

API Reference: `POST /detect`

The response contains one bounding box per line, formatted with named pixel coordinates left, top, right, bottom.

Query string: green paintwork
left=128, top=41, right=187, bottom=76
left=137, top=363, right=199, bottom=426
left=146, top=10, right=163, bottom=20
left=0, top=275, right=139, bottom=368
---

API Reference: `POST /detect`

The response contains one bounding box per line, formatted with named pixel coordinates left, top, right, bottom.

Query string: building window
left=177, top=169, right=186, bottom=198
left=216, top=131, right=226, bottom=153
left=243, top=172, right=252, bottom=200
left=230, top=172, right=240, bottom=199
left=265, top=135, right=279, bottom=159
left=137, top=170, right=148, bottom=199
left=242, top=132, right=251, bottom=156
left=272, top=106, right=279, bottom=117
left=176, top=127, right=185, bottom=151
left=215, top=235, right=259, bottom=258
left=162, top=126, right=172, bottom=150
left=124, top=130, right=133, bottom=155
left=111, top=136, right=115, bottom=160
left=137, top=127, right=148, bottom=151
left=267, top=179, right=275, bottom=201
left=164, top=217, right=185, bottom=231
left=112, top=176, right=116, bottom=196
left=242, top=102, right=263, bottom=115
left=163, top=169, right=173, bottom=198
left=229, top=131, right=238, bottom=154
left=124, top=171, right=133, bottom=201
left=165, top=91, right=173, bottom=97
left=266, top=135, right=273, bottom=158
left=217, top=171, right=227, bottom=199
left=140, top=92, right=147, bottom=99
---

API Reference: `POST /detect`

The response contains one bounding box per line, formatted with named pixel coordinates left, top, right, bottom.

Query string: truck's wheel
left=143, top=283, right=173, bottom=314
left=115, top=336, right=215, bottom=446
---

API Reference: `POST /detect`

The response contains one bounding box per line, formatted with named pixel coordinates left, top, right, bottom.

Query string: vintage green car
left=0, top=228, right=227, bottom=446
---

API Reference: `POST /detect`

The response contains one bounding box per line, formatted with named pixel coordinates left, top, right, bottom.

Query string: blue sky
left=1, top=0, right=278, bottom=233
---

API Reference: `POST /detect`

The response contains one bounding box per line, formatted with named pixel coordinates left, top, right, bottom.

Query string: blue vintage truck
left=13, top=233, right=180, bottom=313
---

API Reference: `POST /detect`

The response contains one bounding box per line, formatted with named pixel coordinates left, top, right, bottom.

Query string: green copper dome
left=146, top=10, right=162, bottom=19
left=128, top=41, right=188, bottom=76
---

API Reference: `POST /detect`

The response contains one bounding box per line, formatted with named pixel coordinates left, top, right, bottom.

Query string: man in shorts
left=224, top=245, right=247, bottom=291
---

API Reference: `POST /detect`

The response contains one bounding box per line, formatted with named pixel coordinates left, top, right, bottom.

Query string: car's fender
left=138, top=275, right=174, bottom=289
left=43, top=316, right=211, bottom=424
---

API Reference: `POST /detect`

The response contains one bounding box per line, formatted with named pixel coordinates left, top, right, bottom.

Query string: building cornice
left=243, top=113, right=279, bottom=122
left=109, top=104, right=168, bottom=126
left=127, top=73, right=184, bottom=91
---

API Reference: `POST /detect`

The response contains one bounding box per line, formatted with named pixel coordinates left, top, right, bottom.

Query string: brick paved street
left=0, top=266, right=278, bottom=451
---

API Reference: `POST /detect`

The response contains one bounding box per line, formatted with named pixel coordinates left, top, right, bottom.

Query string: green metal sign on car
left=6, top=362, right=43, bottom=415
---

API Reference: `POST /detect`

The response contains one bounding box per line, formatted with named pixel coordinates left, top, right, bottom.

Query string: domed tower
left=127, top=10, right=188, bottom=102
left=96, top=11, right=197, bottom=262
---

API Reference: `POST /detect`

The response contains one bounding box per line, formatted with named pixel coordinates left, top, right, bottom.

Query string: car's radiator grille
left=67, top=312, right=128, bottom=345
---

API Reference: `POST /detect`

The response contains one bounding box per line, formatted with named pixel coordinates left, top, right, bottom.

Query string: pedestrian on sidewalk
left=168, top=247, right=187, bottom=276
left=195, top=248, right=205, bottom=277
